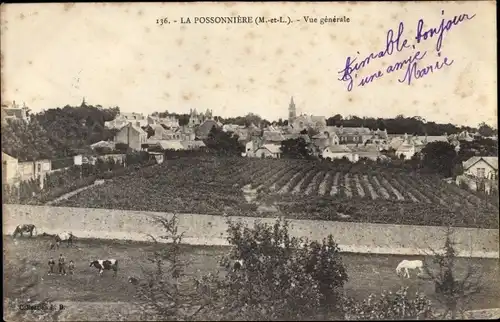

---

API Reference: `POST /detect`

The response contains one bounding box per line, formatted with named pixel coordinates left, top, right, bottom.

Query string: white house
left=105, top=112, right=148, bottom=129
left=322, top=145, right=353, bottom=161
left=114, top=123, right=148, bottom=151
left=254, top=144, right=282, bottom=159
left=462, top=156, right=498, bottom=180
left=396, top=142, right=417, bottom=160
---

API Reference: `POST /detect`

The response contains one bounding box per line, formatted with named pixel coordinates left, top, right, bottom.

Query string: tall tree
left=421, top=142, right=457, bottom=177
left=281, top=138, right=311, bottom=159
left=204, top=125, right=243, bottom=155
left=477, top=122, right=495, bottom=137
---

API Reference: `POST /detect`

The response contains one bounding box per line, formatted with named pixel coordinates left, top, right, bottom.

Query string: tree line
left=1, top=102, right=119, bottom=161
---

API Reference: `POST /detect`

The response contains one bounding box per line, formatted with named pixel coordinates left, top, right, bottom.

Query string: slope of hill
left=54, top=157, right=499, bottom=229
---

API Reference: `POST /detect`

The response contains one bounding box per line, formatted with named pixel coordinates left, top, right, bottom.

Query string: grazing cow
left=396, top=259, right=424, bottom=279
left=90, top=259, right=118, bottom=277
left=13, top=224, right=37, bottom=238
left=43, top=232, right=75, bottom=249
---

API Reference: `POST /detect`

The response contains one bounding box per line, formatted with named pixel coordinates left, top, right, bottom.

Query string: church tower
left=288, top=96, right=296, bottom=124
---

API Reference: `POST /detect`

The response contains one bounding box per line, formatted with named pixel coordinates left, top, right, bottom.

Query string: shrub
left=134, top=214, right=209, bottom=321
left=343, top=287, right=434, bottom=320
left=420, top=228, right=484, bottom=319
left=200, top=218, right=349, bottom=320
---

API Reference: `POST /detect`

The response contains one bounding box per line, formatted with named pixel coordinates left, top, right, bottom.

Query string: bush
left=200, top=218, right=349, bottom=320
left=343, top=287, right=434, bottom=320
left=421, top=228, right=484, bottom=319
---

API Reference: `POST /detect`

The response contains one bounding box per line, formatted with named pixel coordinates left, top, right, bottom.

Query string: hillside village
left=78, top=97, right=492, bottom=162
left=2, top=97, right=498, bottom=194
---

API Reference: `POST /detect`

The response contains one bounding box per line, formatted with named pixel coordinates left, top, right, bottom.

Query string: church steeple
left=288, top=96, right=296, bottom=124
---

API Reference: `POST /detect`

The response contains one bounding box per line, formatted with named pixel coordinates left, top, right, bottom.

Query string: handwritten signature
left=338, top=10, right=476, bottom=91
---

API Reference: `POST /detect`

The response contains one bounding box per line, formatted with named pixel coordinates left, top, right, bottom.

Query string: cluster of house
left=93, top=109, right=219, bottom=152
left=1, top=152, right=132, bottom=189
left=1, top=101, right=30, bottom=124
left=1, top=98, right=498, bottom=193
left=236, top=97, right=477, bottom=162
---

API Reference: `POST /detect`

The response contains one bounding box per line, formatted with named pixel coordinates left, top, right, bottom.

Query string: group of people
left=48, top=254, right=75, bottom=276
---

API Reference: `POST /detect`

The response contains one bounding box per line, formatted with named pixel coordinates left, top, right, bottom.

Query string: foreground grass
left=53, top=157, right=498, bottom=229
left=4, top=237, right=500, bottom=320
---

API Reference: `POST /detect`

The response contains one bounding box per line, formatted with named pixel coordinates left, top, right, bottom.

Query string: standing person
left=48, top=257, right=55, bottom=275
left=58, top=254, right=66, bottom=275
left=68, top=260, right=75, bottom=275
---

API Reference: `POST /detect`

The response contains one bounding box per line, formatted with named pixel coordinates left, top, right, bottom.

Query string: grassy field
left=4, top=236, right=500, bottom=319
left=54, top=157, right=499, bottom=228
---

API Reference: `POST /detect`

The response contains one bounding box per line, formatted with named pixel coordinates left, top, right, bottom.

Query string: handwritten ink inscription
left=338, top=10, right=476, bottom=91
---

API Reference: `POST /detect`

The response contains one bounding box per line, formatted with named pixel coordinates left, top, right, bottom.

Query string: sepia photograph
left=1, top=1, right=498, bottom=321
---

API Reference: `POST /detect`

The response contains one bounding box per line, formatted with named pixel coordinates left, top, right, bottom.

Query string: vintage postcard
left=1, top=1, right=498, bottom=321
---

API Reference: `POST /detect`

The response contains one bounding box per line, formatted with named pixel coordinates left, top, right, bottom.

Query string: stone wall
left=3, top=204, right=499, bottom=258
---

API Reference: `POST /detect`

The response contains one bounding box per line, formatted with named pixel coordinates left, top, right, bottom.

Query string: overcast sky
left=1, top=2, right=497, bottom=127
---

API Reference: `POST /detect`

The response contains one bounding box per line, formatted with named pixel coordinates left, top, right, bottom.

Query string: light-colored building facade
left=114, top=123, right=148, bottom=151
left=1, top=101, right=30, bottom=123
left=462, top=156, right=498, bottom=180
left=2, top=152, right=52, bottom=188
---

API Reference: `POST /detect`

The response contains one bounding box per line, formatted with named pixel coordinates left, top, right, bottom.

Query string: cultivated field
left=54, top=157, right=499, bottom=228
left=4, top=237, right=500, bottom=321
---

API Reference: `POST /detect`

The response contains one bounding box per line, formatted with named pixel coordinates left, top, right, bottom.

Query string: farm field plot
left=4, top=237, right=500, bottom=320
left=54, top=157, right=499, bottom=229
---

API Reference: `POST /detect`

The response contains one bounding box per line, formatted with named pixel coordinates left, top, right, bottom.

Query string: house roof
left=349, top=144, right=380, bottom=153
left=324, top=145, right=352, bottom=153
left=262, top=131, right=285, bottom=142
left=195, top=120, right=219, bottom=138
left=415, top=136, right=449, bottom=143
left=463, top=156, right=498, bottom=171
left=90, top=141, right=115, bottom=149
left=180, top=140, right=206, bottom=149
left=310, top=116, right=326, bottom=124
left=129, top=124, right=147, bottom=135
left=323, top=126, right=372, bottom=135
left=2, top=151, right=18, bottom=162
left=312, top=132, right=328, bottom=139
left=396, top=143, right=415, bottom=152
left=121, top=112, right=145, bottom=120
left=257, top=144, right=282, bottom=154
left=148, top=139, right=185, bottom=150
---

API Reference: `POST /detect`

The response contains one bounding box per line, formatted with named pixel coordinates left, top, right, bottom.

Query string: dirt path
left=46, top=180, right=105, bottom=206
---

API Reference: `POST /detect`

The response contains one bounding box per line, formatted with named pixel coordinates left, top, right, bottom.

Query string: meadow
left=4, top=237, right=500, bottom=321
left=53, top=157, right=499, bottom=229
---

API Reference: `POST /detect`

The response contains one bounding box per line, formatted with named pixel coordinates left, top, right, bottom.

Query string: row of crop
left=358, top=174, right=376, bottom=200
left=371, top=175, right=391, bottom=199
left=274, top=168, right=304, bottom=193
left=317, top=172, right=332, bottom=196
left=348, top=174, right=361, bottom=198
left=378, top=174, right=406, bottom=201
left=250, top=164, right=285, bottom=189
left=327, top=172, right=339, bottom=196
left=381, top=173, right=415, bottom=202
left=307, top=171, right=327, bottom=196
left=286, top=165, right=315, bottom=194
left=275, top=195, right=498, bottom=229
left=252, top=164, right=293, bottom=191
left=298, top=168, right=321, bottom=194
left=416, top=175, right=456, bottom=207
left=395, top=174, right=432, bottom=204
left=233, top=161, right=274, bottom=186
